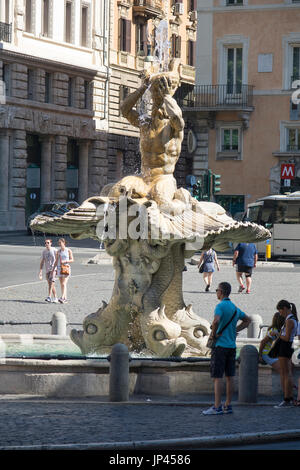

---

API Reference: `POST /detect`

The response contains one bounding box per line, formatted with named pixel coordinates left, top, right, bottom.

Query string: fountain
left=31, top=58, right=271, bottom=359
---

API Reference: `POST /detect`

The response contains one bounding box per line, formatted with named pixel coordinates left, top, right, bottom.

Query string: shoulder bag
left=207, top=309, right=237, bottom=349
left=60, top=252, right=70, bottom=276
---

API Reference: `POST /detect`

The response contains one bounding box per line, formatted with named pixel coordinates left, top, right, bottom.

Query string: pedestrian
left=232, top=242, right=258, bottom=294
left=259, top=312, right=285, bottom=375
left=203, top=282, right=251, bottom=415
left=293, top=322, right=300, bottom=407
left=39, top=239, right=58, bottom=303
left=274, top=300, right=298, bottom=408
left=198, top=248, right=220, bottom=292
left=51, top=238, right=74, bottom=304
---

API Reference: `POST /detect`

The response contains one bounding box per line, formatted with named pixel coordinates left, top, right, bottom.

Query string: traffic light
left=192, top=181, right=202, bottom=200
left=212, top=174, right=221, bottom=194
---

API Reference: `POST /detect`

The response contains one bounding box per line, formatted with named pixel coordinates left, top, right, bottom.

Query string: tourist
left=232, top=242, right=258, bottom=294
left=39, top=239, right=58, bottom=303
left=259, top=312, right=284, bottom=374
left=198, top=248, right=220, bottom=292
left=274, top=300, right=298, bottom=408
left=51, top=238, right=74, bottom=304
left=203, top=282, right=251, bottom=415
left=294, top=322, right=300, bottom=407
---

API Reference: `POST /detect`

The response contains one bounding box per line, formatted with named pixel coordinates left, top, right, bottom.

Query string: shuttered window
left=119, top=18, right=131, bottom=53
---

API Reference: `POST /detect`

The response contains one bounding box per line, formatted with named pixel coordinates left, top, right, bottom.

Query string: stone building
left=180, top=0, right=300, bottom=216
left=0, top=0, right=109, bottom=230
left=107, top=0, right=197, bottom=188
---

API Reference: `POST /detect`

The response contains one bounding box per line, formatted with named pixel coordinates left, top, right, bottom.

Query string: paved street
left=0, top=396, right=298, bottom=449
left=0, top=231, right=299, bottom=338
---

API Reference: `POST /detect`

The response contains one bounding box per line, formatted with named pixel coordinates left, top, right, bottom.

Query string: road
left=0, top=231, right=300, bottom=336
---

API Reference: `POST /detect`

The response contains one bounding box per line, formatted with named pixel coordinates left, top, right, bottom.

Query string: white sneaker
left=45, top=296, right=51, bottom=302
left=274, top=400, right=294, bottom=408
left=52, top=298, right=59, bottom=303
left=202, top=405, right=224, bottom=415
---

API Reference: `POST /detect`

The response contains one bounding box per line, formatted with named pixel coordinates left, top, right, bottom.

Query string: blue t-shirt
left=235, top=243, right=258, bottom=268
left=214, top=298, right=246, bottom=349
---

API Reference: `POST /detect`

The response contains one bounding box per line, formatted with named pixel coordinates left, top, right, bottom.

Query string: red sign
left=281, top=163, right=295, bottom=179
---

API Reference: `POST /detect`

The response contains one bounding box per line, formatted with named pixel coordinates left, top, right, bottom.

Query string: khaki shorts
left=46, top=271, right=56, bottom=282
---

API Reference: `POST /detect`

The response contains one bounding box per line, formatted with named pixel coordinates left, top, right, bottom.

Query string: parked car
left=27, top=201, right=79, bottom=234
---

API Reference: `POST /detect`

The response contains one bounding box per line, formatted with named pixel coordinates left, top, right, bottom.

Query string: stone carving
left=31, top=60, right=271, bottom=357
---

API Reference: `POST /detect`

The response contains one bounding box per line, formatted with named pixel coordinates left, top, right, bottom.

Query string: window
left=65, top=1, right=72, bottom=43
left=84, top=80, right=90, bottom=109
left=292, top=46, right=300, bottom=83
left=81, top=4, right=88, bottom=47
left=4, top=0, right=10, bottom=23
left=119, top=85, right=129, bottom=115
left=45, top=72, right=52, bottom=103
left=188, top=0, right=197, bottom=11
left=171, top=34, right=181, bottom=59
left=287, top=128, right=300, bottom=151
left=68, top=77, right=75, bottom=107
left=187, top=40, right=195, bottom=66
left=25, top=0, right=32, bottom=33
left=217, top=125, right=242, bottom=159
left=2, top=63, right=10, bottom=97
left=226, top=0, right=243, bottom=4
left=27, top=69, right=35, bottom=100
left=136, top=23, right=147, bottom=56
left=119, top=18, right=131, bottom=53
left=226, top=47, right=242, bottom=93
left=42, top=0, right=50, bottom=37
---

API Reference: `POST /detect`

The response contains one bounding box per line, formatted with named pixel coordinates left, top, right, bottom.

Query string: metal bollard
left=109, top=343, right=129, bottom=402
left=238, top=345, right=259, bottom=403
left=247, top=314, right=263, bottom=338
left=51, top=312, right=67, bottom=336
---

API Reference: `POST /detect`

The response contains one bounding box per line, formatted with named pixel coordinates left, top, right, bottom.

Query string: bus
left=244, top=192, right=300, bottom=258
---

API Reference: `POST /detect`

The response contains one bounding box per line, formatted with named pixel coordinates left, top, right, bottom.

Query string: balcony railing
left=0, top=22, right=12, bottom=43
left=177, top=84, right=254, bottom=109
left=287, top=145, right=300, bottom=152
left=133, top=0, right=163, bottom=18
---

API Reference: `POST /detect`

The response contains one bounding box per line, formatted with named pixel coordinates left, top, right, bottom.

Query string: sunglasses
left=45, top=242, right=51, bottom=245
left=215, top=288, right=222, bottom=292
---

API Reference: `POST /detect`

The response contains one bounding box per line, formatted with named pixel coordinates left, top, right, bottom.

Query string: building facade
left=107, top=0, right=197, bottom=188
left=181, top=0, right=300, bottom=216
left=0, top=0, right=109, bottom=230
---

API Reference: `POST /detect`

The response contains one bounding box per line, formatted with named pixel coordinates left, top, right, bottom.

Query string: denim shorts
left=210, top=346, right=236, bottom=378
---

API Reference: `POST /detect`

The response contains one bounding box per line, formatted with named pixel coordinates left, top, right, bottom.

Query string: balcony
left=177, top=84, right=254, bottom=111
left=0, top=22, right=12, bottom=43
left=133, top=0, right=164, bottom=19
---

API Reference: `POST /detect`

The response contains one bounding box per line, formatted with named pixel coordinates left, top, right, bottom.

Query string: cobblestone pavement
left=0, top=396, right=299, bottom=448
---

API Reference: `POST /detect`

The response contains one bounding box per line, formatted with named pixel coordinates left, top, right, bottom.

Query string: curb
left=0, top=429, right=300, bottom=450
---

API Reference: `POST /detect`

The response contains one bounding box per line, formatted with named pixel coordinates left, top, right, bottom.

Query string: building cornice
left=0, top=49, right=102, bottom=78
left=198, top=3, right=300, bottom=13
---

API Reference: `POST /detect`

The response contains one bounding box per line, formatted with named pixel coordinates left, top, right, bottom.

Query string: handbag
left=199, top=264, right=204, bottom=273
left=268, top=337, right=281, bottom=359
left=206, top=309, right=237, bottom=349
left=60, top=253, right=70, bottom=276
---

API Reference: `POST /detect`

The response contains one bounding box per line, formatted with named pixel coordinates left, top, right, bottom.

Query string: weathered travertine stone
left=31, top=60, right=271, bottom=358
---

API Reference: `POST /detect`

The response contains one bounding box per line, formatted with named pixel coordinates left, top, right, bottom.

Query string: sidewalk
left=0, top=393, right=299, bottom=449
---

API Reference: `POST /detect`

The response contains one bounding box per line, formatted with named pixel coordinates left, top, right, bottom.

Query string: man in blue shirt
left=233, top=243, right=258, bottom=294
left=203, top=282, right=251, bottom=415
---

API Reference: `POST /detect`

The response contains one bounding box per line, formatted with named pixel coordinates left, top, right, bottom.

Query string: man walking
left=203, top=282, right=251, bottom=415
left=39, top=239, right=58, bottom=303
left=232, top=242, right=258, bottom=294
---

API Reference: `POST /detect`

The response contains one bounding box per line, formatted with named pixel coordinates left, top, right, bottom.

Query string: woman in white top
left=274, top=299, right=298, bottom=408
left=52, top=238, right=74, bottom=304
